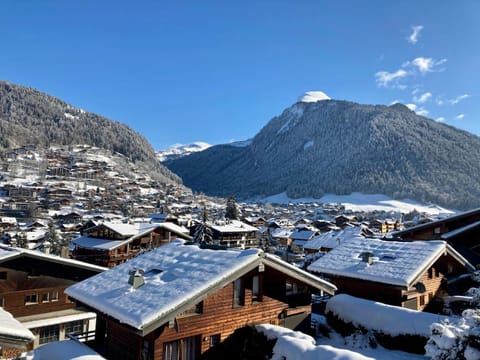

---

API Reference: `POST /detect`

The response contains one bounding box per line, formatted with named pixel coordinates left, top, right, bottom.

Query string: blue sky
left=1, top=1, right=478, bottom=150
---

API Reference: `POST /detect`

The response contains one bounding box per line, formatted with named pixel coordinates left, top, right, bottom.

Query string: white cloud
left=390, top=100, right=401, bottom=105
left=436, top=117, right=445, bottom=122
left=408, top=25, right=424, bottom=44
left=448, top=94, right=470, bottom=105
left=409, top=57, right=447, bottom=74
left=405, top=103, right=429, bottom=116
left=405, top=103, right=417, bottom=111
left=375, top=69, right=408, bottom=87
left=416, top=108, right=429, bottom=116
left=456, top=114, right=465, bottom=120
left=414, top=92, right=432, bottom=104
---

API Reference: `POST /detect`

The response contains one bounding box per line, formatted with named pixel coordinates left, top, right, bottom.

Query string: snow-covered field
left=252, top=192, right=454, bottom=215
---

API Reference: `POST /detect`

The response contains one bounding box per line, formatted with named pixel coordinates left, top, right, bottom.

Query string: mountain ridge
left=165, top=98, right=480, bottom=210
left=0, top=80, right=181, bottom=185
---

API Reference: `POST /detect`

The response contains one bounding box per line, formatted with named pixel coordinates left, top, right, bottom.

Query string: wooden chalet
left=308, top=238, right=475, bottom=312
left=242, top=216, right=267, bottom=228
left=303, top=225, right=373, bottom=254
left=0, top=245, right=105, bottom=351
left=392, top=208, right=480, bottom=266
left=65, top=240, right=337, bottom=360
left=71, top=222, right=192, bottom=268
left=198, top=220, right=259, bottom=249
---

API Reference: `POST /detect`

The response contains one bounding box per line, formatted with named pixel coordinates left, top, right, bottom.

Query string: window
left=51, top=291, right=59, bottom=301
left=210, top=334, right=221, bottom=347
left=25, top=294, right=38, bottom=305
left=428, top=268, right=433, bottom=279
left=39, top=325, right=59, bottom=345
left=0, top=271, right=7, bottom=280
left=163, top=336, right=200, bottom=360
left=65, top=320, right=84, bottom=336
left=233, top=279, right=245, bottom=307
left=419, top=295, right=425, bottom=306
left=252, top=275, right=262, bottom=302
left=42, top=293, right=49, bottom=303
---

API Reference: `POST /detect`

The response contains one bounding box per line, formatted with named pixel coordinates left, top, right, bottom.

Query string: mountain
left=165, top=93, right=480, bottom=210
left=157, top=142, right=211, bottom=162
left=0, top=80, right=180, bottom=184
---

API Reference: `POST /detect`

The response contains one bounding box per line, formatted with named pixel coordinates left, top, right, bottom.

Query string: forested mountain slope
left=0, top=81, right=180, bottom=184
left=166, top=99, right=480, bottom=210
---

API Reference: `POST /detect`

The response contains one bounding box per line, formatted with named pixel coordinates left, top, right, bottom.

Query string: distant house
left=0, top=245, right=104, bottom=350
left=303, top=225, right=374, bottom=254
left=308, top=238, right=475, bottom=311
left=242, top=216, right=267, bottom=228
left=391, top=207, right=480, bottom=266
left=197, top=220, right=259, bottom=249
left=71, top=222, right=191, bottom=268
left=289, top=226, right=319, bottom=254
left=269, top=228, right=293, bottom=248
left=65, top=240, right=336, bottom=360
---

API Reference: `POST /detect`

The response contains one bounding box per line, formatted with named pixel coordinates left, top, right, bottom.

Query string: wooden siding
left=98, top=266, right=320, bottom=360
left=321, top=253, right=468, bottom=311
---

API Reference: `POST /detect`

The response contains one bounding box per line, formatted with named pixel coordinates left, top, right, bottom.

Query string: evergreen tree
left=193, top=207, right=213, bottom=244
left=225, top=195, right=239, bottom=221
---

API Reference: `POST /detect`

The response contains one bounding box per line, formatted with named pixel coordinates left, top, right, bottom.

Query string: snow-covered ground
left=252, top=192, right=454, bottom=215
left=256, top=323, right=427, bottom=360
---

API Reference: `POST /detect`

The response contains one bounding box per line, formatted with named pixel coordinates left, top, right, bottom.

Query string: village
left=0, top=145, right=479, bottom=359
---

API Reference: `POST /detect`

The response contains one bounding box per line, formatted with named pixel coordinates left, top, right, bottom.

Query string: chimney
left=128, top=268, right=145, bottom=289
left=361, top=251, right=374, bottom=265
left=43, top=241, right=51, bottom=255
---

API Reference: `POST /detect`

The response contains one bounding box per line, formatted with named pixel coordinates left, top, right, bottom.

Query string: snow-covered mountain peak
left=157, top=142, right=211, bottom=162
left=299, top=91, right=331, bottom=103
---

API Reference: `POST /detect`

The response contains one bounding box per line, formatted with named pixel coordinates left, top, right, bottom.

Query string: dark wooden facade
left=72, top=226, right=183, bottom=268
left=90, top=265, right=321, bottom=360
left=319, top=253, right=468, bottom=311
left=0, top=250, right=103, bottom=349
left=392, top=208, right=480, bottom=266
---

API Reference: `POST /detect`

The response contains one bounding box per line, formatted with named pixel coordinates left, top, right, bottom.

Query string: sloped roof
left=304, top=226, right=367, bottom=251
left=0, top=307, right=34, bottom=348
left=392, top=207, right=480, bottom=238
left=208, top=219, right=258, bottom=233
left=308, top=238, right=474, bottom=288
left=0, top=245, right=106, bottom=272
left=66, top=240, right=336, bottom=336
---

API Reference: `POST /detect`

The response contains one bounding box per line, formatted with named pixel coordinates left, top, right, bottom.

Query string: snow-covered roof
left=289, top=229, right=317, bottom=241
left=441, top=220, right=480, bottom=239
left=99, top=222, right=157, bottom=237
left=308, top=238, right=472, bottom=288
left=72, top=236, right=127, bottom=251
left=209, top=219, right=258, bottom=233
left=0, top=244, right=106, bottom=272
left=66, top=240, right=336, bottom=336
left=270, top=228, right=293, bottom=239
left=304, top=227, right=366, bottom=251
left=0, top=307, right=34, bottom=347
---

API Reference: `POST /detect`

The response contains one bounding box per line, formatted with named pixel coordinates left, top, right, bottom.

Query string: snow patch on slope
left=304, top=140, right=314, bottom=150
left=277, top=104, right=305, bottom=134
left=249, top=192, right=453, bottom=215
